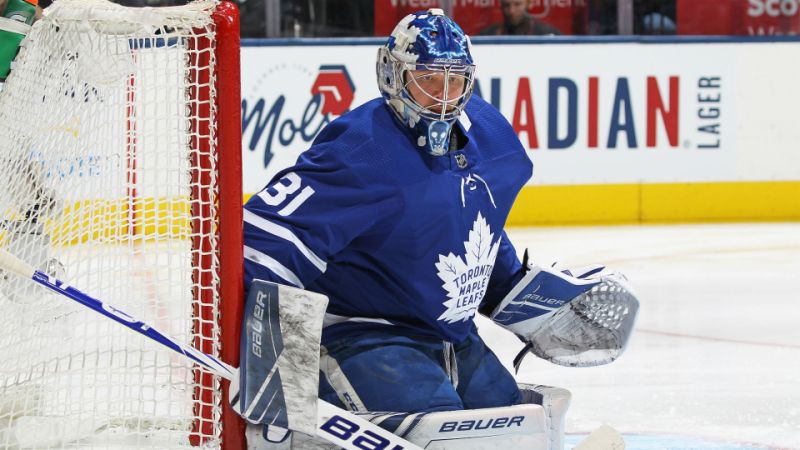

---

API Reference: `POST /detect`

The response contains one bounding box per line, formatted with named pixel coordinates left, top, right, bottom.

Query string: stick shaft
left=31, top=269, right=237, bottom=379
left=0, top=248, right=234, bottom=379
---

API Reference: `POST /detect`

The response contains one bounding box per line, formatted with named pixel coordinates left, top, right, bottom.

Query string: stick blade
left=573, top=425, right=625, bottom=450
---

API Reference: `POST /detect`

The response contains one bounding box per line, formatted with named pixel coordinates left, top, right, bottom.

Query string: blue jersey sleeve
left=243, top=141, right=402, bottom=291
left=480, top=231, right=525, bottom=314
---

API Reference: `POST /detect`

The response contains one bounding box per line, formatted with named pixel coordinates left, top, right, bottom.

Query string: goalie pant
left=243, top=320, right=528, bottom=447
left=238, top=283, right=523, bottom=441
left=317, top=322, right=522, bottom=413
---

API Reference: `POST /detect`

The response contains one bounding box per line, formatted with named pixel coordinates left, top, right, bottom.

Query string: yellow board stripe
left=7, top=181, right=792, bottom=248
left=57, top=197, right=193, bottom=245
left=244, top=181, right=800, bottom=225
left=507, top=181, right=800, bottom=225
left=1, top=197, right=192, bottom=247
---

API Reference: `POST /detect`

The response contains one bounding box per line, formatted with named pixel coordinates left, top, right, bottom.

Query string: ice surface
left=478, top=223, right=800, bottom=450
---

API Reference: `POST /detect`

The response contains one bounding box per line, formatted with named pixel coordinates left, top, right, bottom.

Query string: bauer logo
left=439, top=415, right=525, bottom=432
left=242, top=63, right=356, bottom=170
left=320, top=415, right=406, bottom=450
left=520, top=291, right=567, bottom=309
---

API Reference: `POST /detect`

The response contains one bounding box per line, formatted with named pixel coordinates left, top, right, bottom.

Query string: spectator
left=232, top=0, right=266, bottom=38
left=634, top=0, right=676, bottom=35
left=586, top=0, right=617, bottom=35
left=479, top=0, right=561, bottom=36
left=280, top=0, right=372, bottom=38
left=642, top=12, right=676, bottom=34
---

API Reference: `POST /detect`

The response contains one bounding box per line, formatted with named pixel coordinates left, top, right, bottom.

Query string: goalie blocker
left=490, top=264, right=640, bottom=369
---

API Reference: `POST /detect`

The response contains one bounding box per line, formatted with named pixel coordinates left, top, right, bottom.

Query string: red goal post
left=193, top=1, right=246, bottom=448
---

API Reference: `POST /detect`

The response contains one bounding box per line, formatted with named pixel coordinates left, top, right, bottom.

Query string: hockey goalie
left=236, top=9, right=638, bottom=450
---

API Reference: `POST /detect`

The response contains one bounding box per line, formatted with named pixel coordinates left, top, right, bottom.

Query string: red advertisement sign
left=374, top=0, right=444, bottom=36
left=374, top=0, right=587, bottom=37
left=678, top=0, right=800, bottom=35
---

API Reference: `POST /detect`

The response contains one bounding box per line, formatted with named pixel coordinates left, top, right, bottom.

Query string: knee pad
left=519, top=383, right=572, bottom=450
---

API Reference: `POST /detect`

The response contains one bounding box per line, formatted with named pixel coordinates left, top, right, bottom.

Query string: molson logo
left=473, top=74, right=723, bottom=150
left=241, top=62, right=724, bottom=173
left=242, top=64, right=356, bottom=168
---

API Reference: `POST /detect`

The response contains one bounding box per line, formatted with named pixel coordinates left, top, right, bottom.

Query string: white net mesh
left=0, top=1, right=231, bottom=448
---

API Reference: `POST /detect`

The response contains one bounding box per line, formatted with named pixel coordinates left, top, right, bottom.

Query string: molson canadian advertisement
left=240, top=39, right=800, bottom=222
left=239, top=42, right=739, bottom=193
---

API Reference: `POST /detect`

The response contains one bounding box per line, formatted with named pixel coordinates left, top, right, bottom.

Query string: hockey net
left=0, top=1, right=244, bottom=449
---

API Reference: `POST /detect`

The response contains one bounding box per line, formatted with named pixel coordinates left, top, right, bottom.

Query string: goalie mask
left=376, top=9, right=476, bottom=156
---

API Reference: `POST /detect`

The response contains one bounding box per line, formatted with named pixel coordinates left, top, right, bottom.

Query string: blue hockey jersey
left=243, top=95, right=533, bottom=343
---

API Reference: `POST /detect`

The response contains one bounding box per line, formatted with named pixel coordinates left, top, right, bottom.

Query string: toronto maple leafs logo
left=435, top=213, right=501, bottom=324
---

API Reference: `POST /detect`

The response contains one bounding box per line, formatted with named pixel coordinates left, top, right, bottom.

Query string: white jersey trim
left=244, top=209, right=327, bottom=273
left=323, top=313, right=394, bottom=328
left=244, top=245, right=304, bottom=289
left=459, top=110, right=472, bottom=132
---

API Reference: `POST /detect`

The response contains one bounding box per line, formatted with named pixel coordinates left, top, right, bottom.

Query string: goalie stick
left=0, top=248, right=624, bottom=450
left=0, top=248, right=422, bottom=450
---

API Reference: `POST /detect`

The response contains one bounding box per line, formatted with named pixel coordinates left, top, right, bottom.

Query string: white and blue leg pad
left=237, top=280, right=329, bottom=440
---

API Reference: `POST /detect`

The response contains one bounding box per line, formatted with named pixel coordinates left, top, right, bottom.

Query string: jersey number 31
left=259, top=173, right=315, bottom=216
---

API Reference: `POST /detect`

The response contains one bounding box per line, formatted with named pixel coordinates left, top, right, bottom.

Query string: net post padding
left=189, top=1, right=244, bottom=449
left=212, top=3, right=246, bottom=450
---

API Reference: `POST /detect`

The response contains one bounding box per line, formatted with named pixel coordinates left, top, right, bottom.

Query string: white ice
left=477, top=223, right=800, bottom=450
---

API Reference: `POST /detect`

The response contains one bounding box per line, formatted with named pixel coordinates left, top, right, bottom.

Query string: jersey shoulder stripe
left=243, top=209, right=327, bottom=273
left=244, top=245, right=304, bottom=288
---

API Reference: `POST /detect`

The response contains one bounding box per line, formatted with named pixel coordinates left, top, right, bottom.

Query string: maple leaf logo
left=435, top=212, right=501, bottom=324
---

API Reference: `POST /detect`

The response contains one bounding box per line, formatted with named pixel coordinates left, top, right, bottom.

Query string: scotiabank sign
left=679, top=0, right=800, bottom=35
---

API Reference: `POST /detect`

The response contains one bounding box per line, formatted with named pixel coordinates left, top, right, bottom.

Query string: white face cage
left=376, top=46, right=477, bottom=155
left=401, top=63, right=476, bottom=123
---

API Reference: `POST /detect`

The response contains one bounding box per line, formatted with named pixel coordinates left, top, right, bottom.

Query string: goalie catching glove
left=490, top=261, right=639, bottom=369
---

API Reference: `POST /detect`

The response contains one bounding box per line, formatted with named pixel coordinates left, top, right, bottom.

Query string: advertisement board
left=240, top=42, right=743, bottom=191
left=678, top=0, right=800, bottom=35
left=373, top=0, right=584, bottom=36
left=240, top=40, right=800, bottom=222
left=371, top=0, right=800, bottom=36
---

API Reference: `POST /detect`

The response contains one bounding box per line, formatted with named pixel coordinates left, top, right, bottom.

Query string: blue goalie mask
left=376, top=9, right=476, bottom=156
